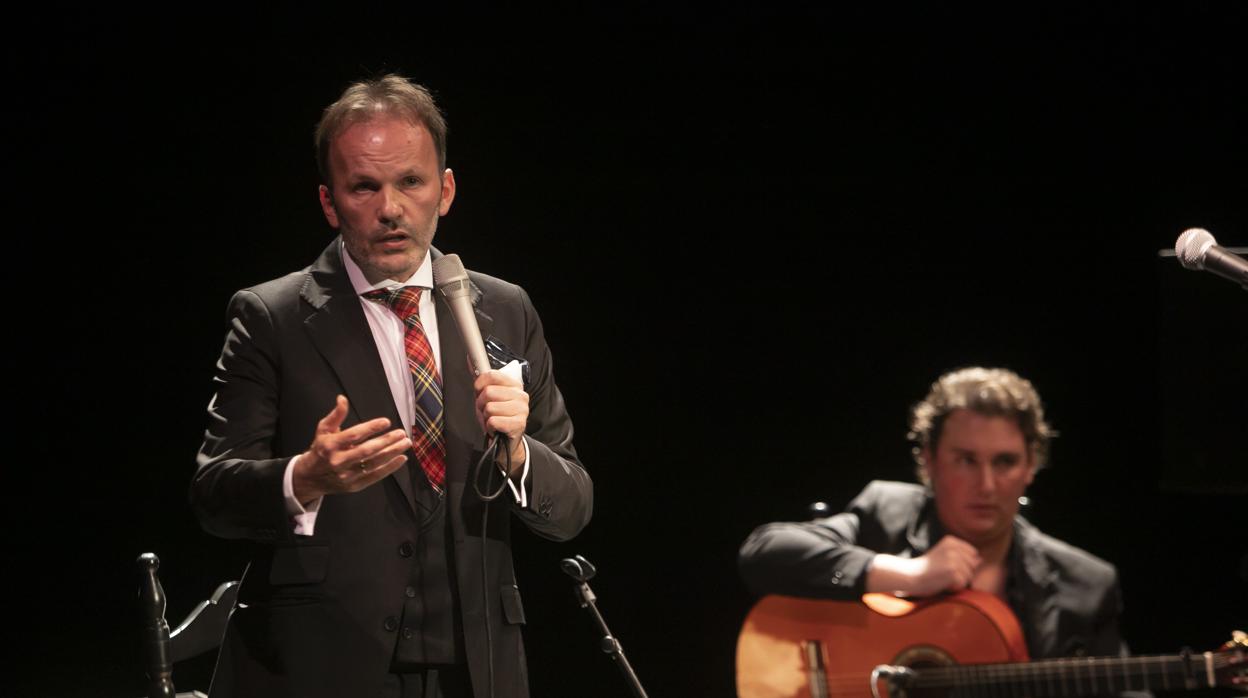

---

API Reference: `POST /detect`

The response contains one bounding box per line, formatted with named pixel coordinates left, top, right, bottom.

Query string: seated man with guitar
left=739, top=366, right=1126, bottom=660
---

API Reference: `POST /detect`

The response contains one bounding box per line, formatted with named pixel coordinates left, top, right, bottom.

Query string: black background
left=9, top=4, right=1247, bottom=696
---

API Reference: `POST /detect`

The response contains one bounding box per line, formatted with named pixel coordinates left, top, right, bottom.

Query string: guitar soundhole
left=893, top=645, right=955, bottom=668
left=889, top=646, right=955, bottom=698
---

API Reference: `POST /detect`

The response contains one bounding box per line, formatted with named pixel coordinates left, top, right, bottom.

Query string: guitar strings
left=812, top=652, right=1230, bottom=697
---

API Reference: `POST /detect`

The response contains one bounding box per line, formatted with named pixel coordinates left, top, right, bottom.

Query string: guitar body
left=737, top=591, right=1030, bottom=698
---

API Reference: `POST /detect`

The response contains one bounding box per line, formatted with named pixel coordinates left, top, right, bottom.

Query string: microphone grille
left=1175, top=228, right=1216, bottom=270
left=432, top=253, right=470, bottom=288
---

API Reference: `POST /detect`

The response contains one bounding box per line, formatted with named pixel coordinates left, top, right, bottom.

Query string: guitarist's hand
left=867, top=535, right=981, bottom=597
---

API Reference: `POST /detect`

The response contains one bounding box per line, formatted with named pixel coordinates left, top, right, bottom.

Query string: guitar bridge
left=803, top=640, right=830, bottom=698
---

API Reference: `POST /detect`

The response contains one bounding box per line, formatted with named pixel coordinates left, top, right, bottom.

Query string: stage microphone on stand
left=1175, top=228, right=1248, bottom=291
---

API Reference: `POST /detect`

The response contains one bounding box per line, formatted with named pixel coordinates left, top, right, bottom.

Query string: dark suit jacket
left=191, top=239, right=593, bottom=698
left=738, top=480, right=1127, bottom=660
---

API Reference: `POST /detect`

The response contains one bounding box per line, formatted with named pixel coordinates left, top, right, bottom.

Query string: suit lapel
left=299, top=239, right=419, bottom=516
left=1012, top=519, right=1059, bottom=656
left=906, top=492, right=941, bottom=554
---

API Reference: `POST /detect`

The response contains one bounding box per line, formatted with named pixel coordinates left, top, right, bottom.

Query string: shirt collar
left=340, top=240, right=434, bottom=296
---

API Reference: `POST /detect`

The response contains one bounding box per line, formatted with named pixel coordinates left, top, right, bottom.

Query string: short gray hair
left=315, top=74, right=448, bottom=185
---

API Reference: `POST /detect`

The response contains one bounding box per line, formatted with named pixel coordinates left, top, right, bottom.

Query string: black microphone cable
left=471, top=431, right=514, bottom=698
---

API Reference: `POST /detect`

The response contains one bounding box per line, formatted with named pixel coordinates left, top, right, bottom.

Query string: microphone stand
left=560, top=555, right=649, bottom=698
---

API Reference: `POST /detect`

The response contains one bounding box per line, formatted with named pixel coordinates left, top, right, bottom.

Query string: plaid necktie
left=363, top=286, right=446, bottom=493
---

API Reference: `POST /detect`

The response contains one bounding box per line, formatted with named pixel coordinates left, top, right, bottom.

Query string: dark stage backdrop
left=9, top=5, right=1246, bottom=696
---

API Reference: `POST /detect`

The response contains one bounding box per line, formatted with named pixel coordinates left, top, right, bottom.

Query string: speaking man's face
left=319, top=116, right=455, bottom=284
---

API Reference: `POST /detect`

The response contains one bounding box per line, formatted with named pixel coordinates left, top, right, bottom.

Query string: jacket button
left=398, top=541, right=414, bottom=558
left=405, top=586, right=417, bottom=598
left=384, top=616, right=398, bottom=632
left=402, top=627, right=414, bottom=640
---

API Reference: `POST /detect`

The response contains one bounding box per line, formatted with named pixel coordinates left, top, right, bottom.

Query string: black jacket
left=738, top=480, right=1127, bottom=659
left=191, top=240, right=592, bottom=697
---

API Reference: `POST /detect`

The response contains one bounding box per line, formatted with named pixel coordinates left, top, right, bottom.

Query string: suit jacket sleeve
left=1094, top=576, right=1132, bottom=657
left=506, top=286, right=592, bottom=541
left=739, top=483, right=912, bottom=599
left=189, top=289, right=294, bottom=543
left=1064, top=553, right=1133, bottom=659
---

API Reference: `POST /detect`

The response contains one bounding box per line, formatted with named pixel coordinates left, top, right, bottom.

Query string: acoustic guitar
left=736, top=591, right=1245, bottom=698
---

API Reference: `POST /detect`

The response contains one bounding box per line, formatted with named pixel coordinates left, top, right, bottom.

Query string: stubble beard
left=341, top=220, right=436, bottom=284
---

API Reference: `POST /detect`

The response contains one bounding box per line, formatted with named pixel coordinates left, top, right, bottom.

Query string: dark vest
left=392, top=464, right=462, bottom=666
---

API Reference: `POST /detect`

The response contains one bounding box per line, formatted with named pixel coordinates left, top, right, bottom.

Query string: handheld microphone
left=1175, top=228, right=1248, bottom=290
left=432, top=253, right=492, bottom=374
left=432, top=251, right=511, bottom=497
left=433, top=253, right=510, bottom=698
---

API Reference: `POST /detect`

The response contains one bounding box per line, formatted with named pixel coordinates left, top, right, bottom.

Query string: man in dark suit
left=191, top=75, right=592, bottom=698
left=738, top=367, right=1129, bottom=659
